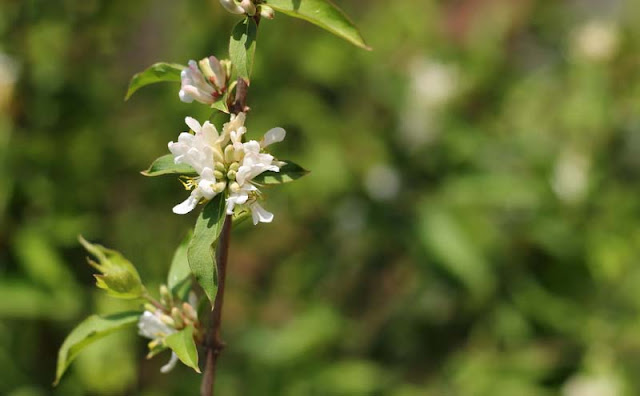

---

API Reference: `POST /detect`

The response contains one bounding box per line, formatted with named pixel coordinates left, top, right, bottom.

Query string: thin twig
left=200, top=76, right=249, bottom=396
left=200, top=214, right=232, bottom=396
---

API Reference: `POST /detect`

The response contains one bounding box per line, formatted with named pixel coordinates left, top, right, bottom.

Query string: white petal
left=219, top=0, right=246, bottom=14
left=179, top=89, right=194, bottom=103
left=261, top=127, right=286, bottom=147
left=160, top=352, right=179, bottom=374
left=185, top=117, right=201, bottom=133
left=173, top=190, right=201, bottom=214
left=250, top=202, right=274, bottom=225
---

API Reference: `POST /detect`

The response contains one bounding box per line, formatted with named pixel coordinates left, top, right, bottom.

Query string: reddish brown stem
left=200, top=214, right=232, bottom=396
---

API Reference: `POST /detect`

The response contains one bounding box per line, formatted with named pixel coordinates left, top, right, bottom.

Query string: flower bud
left=229, top=182, right=240, bottom=193
left=224, top=145, right=236, bottom=163
left=229, top=162, right=240, bottom=172
left=214, top=161, right=227, bottom=173
left=219, top=0, right=245, bottom=14
left=227, top=169, right=237, bottom=181
left=182, top=302, right=198, bottom=321
left=171, top=307, right=185, bottom=328
left=160, top=285, right=172, bottom=306
left=213, top=170, right=225, bottom=180
left=259, top=5, right=275, bottom=20
left=214, top=181, right=227, bottom=193
left=212, top=146, right=225, bottom=163
left=159, top=313, right=176, bottom=328
left=144, top=303, right=157, bottom=313
left=240, top=0, right=256, bottom=16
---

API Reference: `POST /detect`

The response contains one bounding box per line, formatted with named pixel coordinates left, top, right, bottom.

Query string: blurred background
left=2, top=0, right=640, bottom=394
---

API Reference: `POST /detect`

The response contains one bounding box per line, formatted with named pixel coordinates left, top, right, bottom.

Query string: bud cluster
left=179, top=56, right=231, bottom=105
left=139, top=285, right=201, bottom=372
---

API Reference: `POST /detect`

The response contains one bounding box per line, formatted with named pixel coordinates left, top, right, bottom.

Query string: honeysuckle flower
left=138, top=310, right=179, bottom=373
left=219, top=0, right=245, bottom=15
left=179, top=57, right=228, bottom=105
left=168, top=113, right=286, bottom=224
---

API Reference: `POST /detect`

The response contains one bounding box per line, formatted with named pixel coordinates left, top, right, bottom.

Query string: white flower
left=169, top=117, right=227, bottom=214
left=138, top=310, right=180, bottom=374
left=138, top=310, right=176, bottom=340
left=168, top=113, right=286, bottom=223
left=219, top=0, right=245, bottom=14
left=179, top=57, right=227, bottom=105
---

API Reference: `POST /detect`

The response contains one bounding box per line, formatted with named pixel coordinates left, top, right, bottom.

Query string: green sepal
left=187, top=194, right=227, bottom=303
left=141, top=154, right=197, bottom=177
left=229, top=17, right=258, bottom=83
left=125, top=62, right=184, bottom=100
left=164, top=325, right=200, bottom=373
left=78, top=236, right=144, bottom=299
left=54, top=311, right=141, bottom=385
left=252, top=161, right=309, bottom=185
left=263, top=0, right=370, bottom=50
left=211, top=92, right=230, bottom=113
left=167, top=231, right=193, bottom=300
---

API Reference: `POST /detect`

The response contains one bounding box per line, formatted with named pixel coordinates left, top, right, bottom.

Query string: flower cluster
left=168, top=112, right=286, bottom=224
left=179, top=56, right=230, bottom=105
left=138, top=286, right=201, bottom=373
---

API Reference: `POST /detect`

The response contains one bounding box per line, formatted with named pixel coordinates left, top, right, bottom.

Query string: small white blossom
left=179, top=57, right=227, bottom=105
left=219, top=0, right=246, bottom=14
left=138, top=310, right=176, bottom=340
left=138, top=310, right=180, bottom=373
left=168, top=113, right=285, bottom=224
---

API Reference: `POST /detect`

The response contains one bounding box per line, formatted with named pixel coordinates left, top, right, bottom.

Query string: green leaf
left=164, top=326, right=200, bottom=373
left=229, top=17, right=258, bottom=82
left=253, top=161, right=309, bottom=185
left=141, top=154, right=197, bottom=177
left=168, top=231, right=193, bottom=298
left=125, top=62, right=184, bottom=100
left=187, top=194, right=227, bottom=303
left=263, top=0, right=370, bottom=50
left=78, top=236, right=145, bottom=299
left=54, top=311, right=140, bottom=385
left=210, top=92, right=230, bottom=113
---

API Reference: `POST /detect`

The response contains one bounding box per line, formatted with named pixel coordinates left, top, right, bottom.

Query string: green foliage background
left=2, top=0, right=640, bottom=394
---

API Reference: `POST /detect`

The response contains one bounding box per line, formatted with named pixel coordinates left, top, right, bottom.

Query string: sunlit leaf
left=253, top=161, right=309, bottom=185
left=54, top=311, right=140, bottom=385
left=229, top=17, right=258, bottom=82
left=164, top=326, right=200, bottom=373
left=141, top=154, right=197, bottom=177
left=187, top=195, right=227, bottom=303
left=78, top=236, right=144, bottom=299
left=263, top=0, right=370, bottom=50
left=125, top=62, right=184, bottom=100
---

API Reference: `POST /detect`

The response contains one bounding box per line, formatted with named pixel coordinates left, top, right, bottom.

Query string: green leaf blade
left=125, top=62, right=184, bottom=100
left=229, top=17, right=258, bottom=82
left=142, top=154, right=198, bottom=177
left=168, top=231, right=193, bottom=299
left=253, top=161, right=309, bottom=185
left=54, top=311, right=140, bottom=385
left=187, top=195, right=227, bottom=303
left=264, top=0, right=370, bottom=50
left=164, top=326, right=200, bottom=373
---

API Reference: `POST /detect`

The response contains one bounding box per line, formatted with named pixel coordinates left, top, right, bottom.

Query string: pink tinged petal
left=208, top=56, right=225, bottom=89
left=160, top=352, right=179, bottom=374
left=219, top=0, right=246, bottom=15
left=173, top=190, right=202, bottom=214
left=250, top=202, right=274, bottom=225
left=261, top=127, right=286, bottom=147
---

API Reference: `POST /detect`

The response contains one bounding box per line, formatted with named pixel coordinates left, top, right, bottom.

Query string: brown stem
left=200, top=214, right=232, bottom=396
